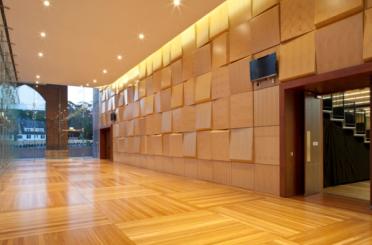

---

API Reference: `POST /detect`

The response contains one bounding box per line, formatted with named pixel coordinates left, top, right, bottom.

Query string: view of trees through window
left=12, top=85, right=95, bottom=159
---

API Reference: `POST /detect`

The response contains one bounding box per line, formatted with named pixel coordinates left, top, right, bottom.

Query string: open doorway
left=280, top=63, right=372, bottom=208
left=320, top=89, right=370, bottom=200
left=100, top=127, right=112, bottom=160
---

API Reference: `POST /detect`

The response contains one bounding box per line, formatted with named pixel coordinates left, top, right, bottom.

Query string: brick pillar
left=37, top=85, right=68, bottom=159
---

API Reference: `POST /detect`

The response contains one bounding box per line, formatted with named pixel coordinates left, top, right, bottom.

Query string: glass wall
left=67, top=86, right=97, bottom=158
left=0, top=13, right=18, bottom=171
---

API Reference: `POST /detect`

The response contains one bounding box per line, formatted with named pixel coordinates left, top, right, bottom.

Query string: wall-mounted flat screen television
left=249, top=53, right=277, bottom=82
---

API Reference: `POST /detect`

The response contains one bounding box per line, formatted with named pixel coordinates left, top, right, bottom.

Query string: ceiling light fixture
left=40, top=32, right=46, bottom=38
left=173, top=0, right=182, bottom=7
left=43, top=0, right=50, bottom=7
left=36, top=75, right=40, bottom=79
left=117, top=55, right=123, bottom=60
left=38, top=52, right=44, bottom=58
left=93, top=79, right=97, bottom=83
left=102, top=69, right=108, bottom=74
left=138, top=33, right=145, bottom=40
left=86, top=83, right=90, bottom=87
left=35, top=81, right=40, bottom=84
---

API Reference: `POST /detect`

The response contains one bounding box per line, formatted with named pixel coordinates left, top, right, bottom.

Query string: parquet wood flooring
left=0, top=158, right=371, bottom=244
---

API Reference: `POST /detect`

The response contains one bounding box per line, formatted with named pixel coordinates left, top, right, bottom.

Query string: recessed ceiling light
left=86, top=83, right=90, bottom=87
left=38, top=52, right=44, bottom=58
left=93, top=79, right=97, bottom=83
left=40, top=32, right=46, bottom=38
left=173, top=0, right=182, bottom=6
left=35, top=81, right=40, bottom=84
left=43, top=0, right=50, bottom=7
left=117, top=55, right=123, bottom=60
left=36, top=75, right=40, bottom=79
left=102, top=69, right=108, bottom=74
left=138, top=33, right=145, bottom=40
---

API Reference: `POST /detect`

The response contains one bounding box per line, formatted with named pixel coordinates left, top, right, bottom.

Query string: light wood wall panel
left=364, top=8, right=372, bottom=61
left=229, top=21, right=251, bottom=62
left=279, top=31, right=316, bottom=81
left=368, top=0, right=372, bottom=8
left=211, top=66, right=230, bottom=100
left=211, top=130, right=230, bottom=161
left=146, top=57, right=153, bottom=76
left=171, top=84, right=184, bottom=109
left=229, top=57, right=253, bottom=94
left=145, top=95, right=154, bottom=116
left=184, top=158, right=198, bottom=178
left=315, top=0, right=363, bottom=27
left=169, top=134, right=183, bottom=157
left=171, top=60, right=183, bottom=85
left=213, top=161, right=232, bottom=184
left=182, top=54, right=193, bottom=81
left=280, top=0, right=315, bottom=41
left=182, top=25, right=196, bottom=54
left=154, top=93, right=161, bottom=113
left=139, top=61, right=147, bottom=79
left=197, top=131, right=212, bottom=160
left=254, top=126, right=279, bottom=165
left=139, top=79, right=146, bottom=98
left=160, top=88, right=171, bottom=112
left=170, top=36, right=182, bottom=62
left=213, top=97, right=230, bottom=130
left=148, top=135, right=163, bottom=155
left=315, top=13, right=363, bottom=73
left=161, top=111, right=172, bottom=133
left=161, top=67, right=172, bottom=89
left=228, top=0, right=252, bottom=27
left=210, top=2, right=229, bottom=38
left=162, top=43, right=171, bottom=67
left=230, top=128, right=253, bottom=161
left=195, top=72, right=212, bottom=103
left=198, top=160, right=214, bottom=181
left=254, top=164, right=280, bottom=195
left=196, top=15, right=210, bottom=48
left=254, top=86, right=279, bottom=127
left=230, top=92, right=253, bottom=128
left=251, top=6, right=280, bottom=54
left=163, top=134, right=170, bottom=156
left=196, top=102, right=212, bottom=130
left=252, top=0, right=278, bottom=17
left=145, top=77, right=154, bottom=96
left=140, top=136, right=147, bottom=154
left=193, top=44, right=212, bottom=77
left=153, top=50, right=163, bottom=71
left=172, top=106, right=196, bottom=132
left=184, top=79, right=195, bottom=106
left=183, top=132, right=197, bottom=157
left=212, top=33, right=228, bottom=69
left=231, top=162, right=254, bottom=189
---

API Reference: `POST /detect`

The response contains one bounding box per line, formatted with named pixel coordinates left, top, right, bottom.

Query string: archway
left=14, top=85, right=46, bottom=159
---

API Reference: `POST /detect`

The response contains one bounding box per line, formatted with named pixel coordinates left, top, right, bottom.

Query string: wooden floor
left=0, top=159, right=372, bottom=244
left=324, top=181, right=370, bottom=201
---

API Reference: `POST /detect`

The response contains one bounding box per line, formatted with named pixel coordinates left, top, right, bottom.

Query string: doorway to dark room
left=100, top=127, right=112, bottom=160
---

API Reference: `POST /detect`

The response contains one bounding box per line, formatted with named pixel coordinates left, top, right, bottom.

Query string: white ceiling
left=5, top=0, right=224, bottom=87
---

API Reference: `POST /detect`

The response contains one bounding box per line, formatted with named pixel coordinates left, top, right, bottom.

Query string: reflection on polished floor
left=0, top=159, right=372, bottom=244
left=324, top=181, right=370, bottom=201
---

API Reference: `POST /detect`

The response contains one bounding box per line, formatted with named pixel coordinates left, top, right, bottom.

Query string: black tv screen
left=249, top=53, right=277, bottom=81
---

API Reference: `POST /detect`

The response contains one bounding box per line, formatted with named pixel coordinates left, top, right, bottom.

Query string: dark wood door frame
left=280, top=62, right=372, bottom=207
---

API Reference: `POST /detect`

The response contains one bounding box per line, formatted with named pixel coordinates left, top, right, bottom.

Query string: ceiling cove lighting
left=40, top=32, right=46, bottom=38
left=138, top=33, right=145, bottom=40
left=102, top=69, right=108, bottom=74
left=173, top=0, right=182, bottom=7
left=43, top=0, right=50, bottom=7
left=37, top=52, right=44, bottom=58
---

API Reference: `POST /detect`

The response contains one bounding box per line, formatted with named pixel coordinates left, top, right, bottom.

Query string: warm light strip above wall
left=102, top=0, right=249, bottom=92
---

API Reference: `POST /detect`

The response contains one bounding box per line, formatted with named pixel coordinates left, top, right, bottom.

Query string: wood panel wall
left=100, top=0, right=372, bottom=196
